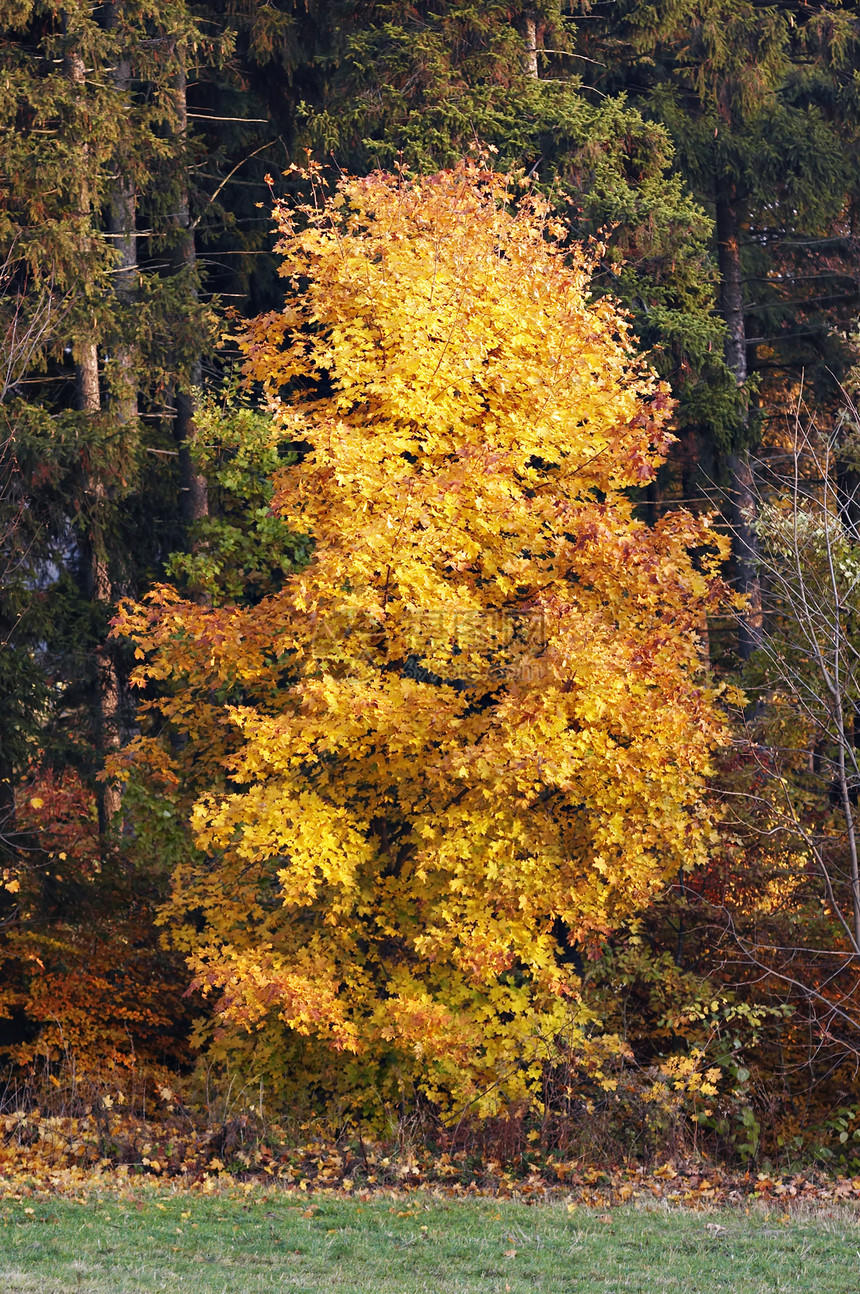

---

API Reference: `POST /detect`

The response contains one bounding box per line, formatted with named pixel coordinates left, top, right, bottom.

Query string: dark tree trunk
left=73, top=354, right=124, bottom=836
left=0, top=752, right=15, bottom=860
left=66, top=28, right=123, bottom=834
left=172, top=61, right=208, bottom=527
left=104, top=1, right=138, bottom=431
left=836, top=458, right=860, bottom=543
left=716, top=187, right=762, bottom=659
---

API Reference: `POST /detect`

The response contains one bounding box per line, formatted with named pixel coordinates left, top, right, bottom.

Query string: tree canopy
left=117, top=164, right=728, bottom=1113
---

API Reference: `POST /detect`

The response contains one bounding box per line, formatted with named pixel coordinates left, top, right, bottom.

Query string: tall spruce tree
left=0, top=0, right=230, bottom=1063
left=570, top=0, right=860, bottom=655
left=0, top=0, right=220, bottom=825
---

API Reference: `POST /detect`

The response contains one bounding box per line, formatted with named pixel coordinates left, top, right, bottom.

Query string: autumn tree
left=306, top=1, right=734, bottom=513
left=117, top=165, right=728, bottom=1117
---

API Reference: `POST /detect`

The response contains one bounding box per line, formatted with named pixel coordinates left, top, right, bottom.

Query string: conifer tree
left=570, top=0, right=860, bottom=655
left=0, top=0, right=223, bottom=1062
left=0, top=0, right=218, bottom=824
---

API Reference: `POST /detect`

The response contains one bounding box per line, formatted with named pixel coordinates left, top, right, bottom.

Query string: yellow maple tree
left=117, top=163, right=728, bottom=1116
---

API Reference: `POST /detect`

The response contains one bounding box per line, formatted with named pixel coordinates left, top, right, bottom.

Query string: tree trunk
left=0, top=752, right=15, bottom=863
left=172, top=60, right=208, bottom=527
left=104, top=1, right=138, bottom=430
left=716, top=187, right=762, bottom=659
left=73, top=346, right=124, bottom=834
left=521, top=11, right=538, bottom=79
left=66, top=31, right=123, bottom=834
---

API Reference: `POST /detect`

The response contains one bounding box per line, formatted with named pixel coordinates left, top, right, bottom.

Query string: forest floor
left=0, top=1187, right=858, bottom=1293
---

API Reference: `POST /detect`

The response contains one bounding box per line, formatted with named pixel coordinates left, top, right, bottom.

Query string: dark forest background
left=3, top=1, right=860, bottom=1171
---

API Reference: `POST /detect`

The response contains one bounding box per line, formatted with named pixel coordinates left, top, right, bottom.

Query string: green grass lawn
left=0, top=1188, right=857, bottom=1293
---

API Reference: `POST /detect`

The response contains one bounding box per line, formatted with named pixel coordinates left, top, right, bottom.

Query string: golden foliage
left=117, top=163, right=728, bottom=1115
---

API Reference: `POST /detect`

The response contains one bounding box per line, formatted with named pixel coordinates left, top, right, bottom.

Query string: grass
left=0, top=1188, right=857, bottom=1293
